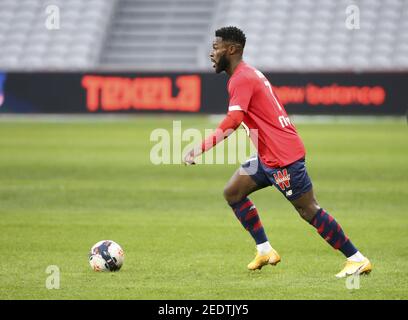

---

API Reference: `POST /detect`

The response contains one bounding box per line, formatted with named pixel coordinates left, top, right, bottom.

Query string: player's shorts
left=241, top=156, right=313, bottom=201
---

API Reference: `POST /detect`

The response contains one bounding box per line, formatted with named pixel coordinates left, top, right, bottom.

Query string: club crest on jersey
left=273, top=169, right=291, bottom=190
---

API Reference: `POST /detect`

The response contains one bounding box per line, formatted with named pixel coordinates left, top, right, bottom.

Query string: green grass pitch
left=0, top=116, right=407, bottom=300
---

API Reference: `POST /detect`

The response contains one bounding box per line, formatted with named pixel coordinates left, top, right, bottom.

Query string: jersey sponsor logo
left=278, top=115, right=291, bottom=128
left=82, top=75, right=201, bottom=112
left=273, top=169, right=291, bottom=190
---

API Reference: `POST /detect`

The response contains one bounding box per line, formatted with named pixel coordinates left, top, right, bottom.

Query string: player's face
left=210, top=37, right=230, bottom=74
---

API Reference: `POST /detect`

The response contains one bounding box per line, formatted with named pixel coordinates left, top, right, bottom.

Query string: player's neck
left=226, top=58, right=243, bottom=76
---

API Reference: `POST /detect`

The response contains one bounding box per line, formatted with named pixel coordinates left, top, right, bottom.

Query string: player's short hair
left=215, top=26, right=246, bottom=48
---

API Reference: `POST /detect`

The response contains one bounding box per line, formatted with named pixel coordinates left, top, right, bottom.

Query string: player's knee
left=223, top=186, right=235, bottom=203
left=296, top=204, right=320, bottom=222
left=223, top=186, right=243, bottom=205
left=295, top=206, right=307, bottom=221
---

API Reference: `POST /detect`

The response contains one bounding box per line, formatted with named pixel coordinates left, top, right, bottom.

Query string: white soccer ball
left=89, top=240, right=124, bottom=272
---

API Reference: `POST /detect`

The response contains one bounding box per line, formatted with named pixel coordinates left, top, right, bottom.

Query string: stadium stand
left=100, top=0, right=218, bottom=70
left=212, top=0, right=408, bottom=71
left=0, top=0, right=407, bottom=71
left=0, top=0, right=116, bottom=70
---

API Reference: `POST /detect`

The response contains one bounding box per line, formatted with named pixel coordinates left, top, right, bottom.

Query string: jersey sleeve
left=200, top=110, right=245, bottom=153
left=228, top=74, right=254, bottom=113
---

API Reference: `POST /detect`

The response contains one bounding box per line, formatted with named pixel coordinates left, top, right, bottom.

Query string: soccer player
left=183, top=26, right=372, bottom=278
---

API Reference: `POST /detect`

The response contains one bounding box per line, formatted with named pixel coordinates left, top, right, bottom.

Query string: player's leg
left=289, top=188, right=372, bottom=277
left=289, top=186, right=320, bottom=223
left=264, top=158, right=371, bottom=277
left=273, top=154, right=372, bottom=278
left=224, top=159, right=280, bottom=270
left=290, top=187, right=358, bottom=254
left=223, top=167, right=269, bottom=248
left=223, top=167, right=262, bottom=203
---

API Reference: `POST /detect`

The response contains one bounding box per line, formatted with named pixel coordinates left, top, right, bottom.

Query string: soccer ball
left=89, top=240, right=124, bottom=272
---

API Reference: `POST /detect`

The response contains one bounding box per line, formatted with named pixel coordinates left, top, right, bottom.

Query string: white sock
left=256, top=241, right=272, bottom=255
left=347, top=251, right=365, bottom=262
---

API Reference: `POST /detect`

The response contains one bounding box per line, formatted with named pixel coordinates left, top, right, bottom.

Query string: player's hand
left=183, top=150, right=196, bottom=166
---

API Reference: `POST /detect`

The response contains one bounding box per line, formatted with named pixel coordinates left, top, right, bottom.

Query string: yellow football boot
left=247, top=248, right=281, bottom=270
left=335, top=258, right=372, bottom=278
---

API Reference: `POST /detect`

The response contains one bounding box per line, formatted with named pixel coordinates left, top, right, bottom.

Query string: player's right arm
left=183, top=110, right=244, bottom=165
left=183, top=71, right=254, bottom=165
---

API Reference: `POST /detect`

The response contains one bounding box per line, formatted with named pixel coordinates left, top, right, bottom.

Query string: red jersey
left=227, top=61, right=305, bottom=168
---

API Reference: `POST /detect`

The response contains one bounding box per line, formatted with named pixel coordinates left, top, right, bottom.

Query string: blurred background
left=0, top=0, right=407, bottom=300
left=0, top=0, right=407, bottom=115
